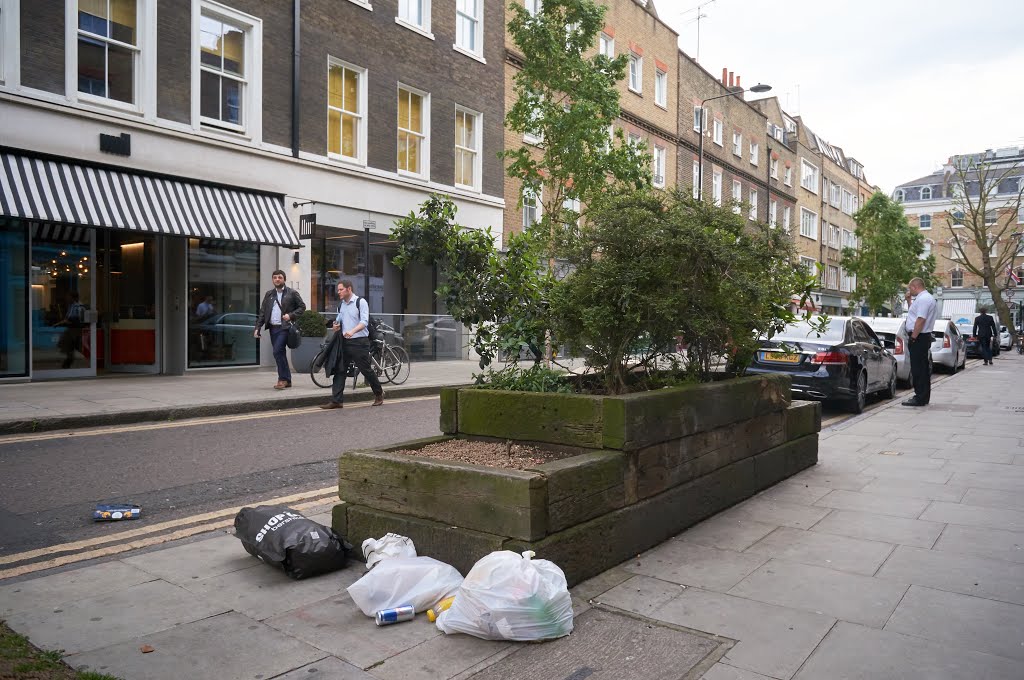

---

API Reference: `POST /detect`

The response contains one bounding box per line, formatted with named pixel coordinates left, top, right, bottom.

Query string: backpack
left=67, top=302, right=86, bottom=327
left=354, top=297, right=381, bottom=343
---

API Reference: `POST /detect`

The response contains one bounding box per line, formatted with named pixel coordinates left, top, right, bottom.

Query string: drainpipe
left=292, top=0, right=301, bottom=158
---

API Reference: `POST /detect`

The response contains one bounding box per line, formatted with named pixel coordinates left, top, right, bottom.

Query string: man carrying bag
left=254, top=270, right=306, bottom=389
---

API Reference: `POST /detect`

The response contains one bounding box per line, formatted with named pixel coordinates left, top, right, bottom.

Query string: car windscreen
left=772, top=319, right=846, bottom=343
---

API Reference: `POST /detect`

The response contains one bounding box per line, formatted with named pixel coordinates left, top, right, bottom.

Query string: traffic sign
left=1003, top=289, right=1015, bottom=301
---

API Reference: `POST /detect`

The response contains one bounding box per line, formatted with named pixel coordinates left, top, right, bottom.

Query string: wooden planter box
left=333, top=374, right=819, bottom=585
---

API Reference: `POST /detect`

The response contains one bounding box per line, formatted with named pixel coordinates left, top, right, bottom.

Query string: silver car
left=999, top=326, right=1012, bottom=350
left=861, top=316, right=919, bottom=387
left=931, top=319, right=967, bottom=373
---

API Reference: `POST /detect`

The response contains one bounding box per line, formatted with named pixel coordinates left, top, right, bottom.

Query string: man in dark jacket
left=973, top=307, right=997, bottom=365
left=254, top=270, right=306, bottom=389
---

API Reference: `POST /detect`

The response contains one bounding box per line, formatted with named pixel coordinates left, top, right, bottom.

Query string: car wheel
left=950, top=355, right=958, bottom=374
left=959, top=351, right=966, bottom=369
left=847, top=372, right=867, bottom=414
left=881, top=365, right=897, bottom=399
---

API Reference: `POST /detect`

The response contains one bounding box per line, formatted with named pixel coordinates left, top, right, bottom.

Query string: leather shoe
left=320, top=402, right=343, bottom=409
left=273, top=380, right=286, bottom=390
left=372, top=394, right=384, bottom=406
left=901, top=398, right=925, bottom=407
left=282, top=380, right=292, bottom=388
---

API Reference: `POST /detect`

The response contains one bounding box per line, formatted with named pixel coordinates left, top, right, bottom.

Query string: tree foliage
left=504, top=0, right=650, bottom=245
left=942, top=156, right=1023, bottom=339
left=842, top=191, right=936, bottom=315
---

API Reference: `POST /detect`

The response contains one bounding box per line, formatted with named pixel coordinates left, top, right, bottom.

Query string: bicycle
left=310, top=322, right=410, bottom=388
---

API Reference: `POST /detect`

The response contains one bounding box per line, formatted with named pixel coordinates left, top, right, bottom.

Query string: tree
left=504, top=0, right=650, bottom=243
left=943, top=155, right=1024, bottom=340
left=842, top=192, right=936, bottom=316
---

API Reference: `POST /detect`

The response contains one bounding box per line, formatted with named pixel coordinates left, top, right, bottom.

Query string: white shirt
left=906, top=289, right=937, bottom=336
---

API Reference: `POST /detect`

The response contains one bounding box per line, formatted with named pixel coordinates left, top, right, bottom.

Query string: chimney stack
left=736, top=74, right=741, bottom=88
left=721, top=67, right=728, bottom=85
left=729, top=71, right=734, bottom=87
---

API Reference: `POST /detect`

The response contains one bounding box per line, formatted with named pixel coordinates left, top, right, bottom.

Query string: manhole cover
left=468, top=608, right=724, bottom=680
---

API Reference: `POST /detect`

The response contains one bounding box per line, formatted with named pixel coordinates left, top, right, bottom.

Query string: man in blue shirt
left=320, top=279, right=384, bottom=409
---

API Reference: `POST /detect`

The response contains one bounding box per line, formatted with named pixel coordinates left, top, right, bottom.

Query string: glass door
left=31, top=228, right=95, bottom=378
left=97, top=232, right=159, bottom=373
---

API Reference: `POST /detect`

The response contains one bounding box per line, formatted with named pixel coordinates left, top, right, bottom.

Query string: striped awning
left=941, top=298, right=976, bottom=320
left=0, top=152, right=298, bottom=246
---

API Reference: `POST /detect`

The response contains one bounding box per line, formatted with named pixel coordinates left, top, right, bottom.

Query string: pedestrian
left=320, top=279, right=384, bottom=409
left=254, top=270, right=306, bottom=390
left=196, top=295, right=215, bottom=320
left=59, top=292, right=87, bottom=369
left=902, top=277, right=937, bottom=407
left=972, top=306, right=997, bottom=365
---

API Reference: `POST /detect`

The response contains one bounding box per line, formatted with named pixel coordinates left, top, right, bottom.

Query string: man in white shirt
left=902, top=277, right=937, bottom=407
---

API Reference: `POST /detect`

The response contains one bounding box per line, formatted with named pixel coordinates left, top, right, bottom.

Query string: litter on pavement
left=93, top=503, right=141, bottom=521
left=361, top=532, right=417, bottom=570
left=347, top=555, right=463, bottom=616
left=233, top=505, right=352, bottom=579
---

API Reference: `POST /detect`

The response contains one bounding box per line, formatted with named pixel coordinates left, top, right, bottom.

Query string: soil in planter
left=391, top=439, right=575, bottom=470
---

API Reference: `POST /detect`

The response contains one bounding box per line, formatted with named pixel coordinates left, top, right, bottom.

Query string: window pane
left=188, top=240, right=260, bottom=368
left=109, top=0, right=137, bottom=44
left=0, top=219, right=28, bottom=377
left=200, top=70, right=220, bottom=119
left=221, top=77, right=241, bottom=125
left=398, top=133, right=409, bottom=171
left=409, top=92, right=422, bottom=132
left=342, top=114, right=357, bottom=157
left=407, top=134, right=420, bottom=172
left=328, top=108, right=341, bottom=155
left=343, top=68, right=358, bottom=113
left=328, top=64, right=343, bottom=109
left=79, top=0, right=108, bottom=36
left=222, top=25, right=245, bottom=76
left=107, top=43, right=135, bottom=103
left=398, top=90, right=410, bottom=129
left=456, top=149, right=467, bottom=185
left=200, top=16, right=223, bottom=68
left=78, top=37, right=107, bottom=97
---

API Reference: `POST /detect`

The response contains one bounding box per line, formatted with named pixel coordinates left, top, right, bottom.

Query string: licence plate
left=762, top=351, right=801, bottom=363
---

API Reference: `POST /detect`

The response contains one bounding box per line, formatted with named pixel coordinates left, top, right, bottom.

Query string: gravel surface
left=392, top=439, right=575, bottom=469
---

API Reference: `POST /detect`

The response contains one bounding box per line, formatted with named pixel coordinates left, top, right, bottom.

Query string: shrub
left=295, top=309, right=328, bottom=337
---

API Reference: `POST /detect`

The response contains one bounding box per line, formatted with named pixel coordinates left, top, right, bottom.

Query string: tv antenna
left=678, top=0, right=717, bottom=62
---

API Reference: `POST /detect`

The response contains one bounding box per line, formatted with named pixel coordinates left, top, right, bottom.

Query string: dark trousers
left=269, top=327, right=290, bottom=382
left=331, top=337, right=383, bottom=403
left=909, top=333, right=932, bottom=404
left=978, top=335, right=993, bottom=362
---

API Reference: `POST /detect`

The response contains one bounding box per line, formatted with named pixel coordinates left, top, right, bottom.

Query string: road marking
left=0, top=485, right=338, bottom=569
left=0, top=395, right=439, bottom=444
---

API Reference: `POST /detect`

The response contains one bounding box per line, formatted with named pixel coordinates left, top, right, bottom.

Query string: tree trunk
left=987, top=276, right=1015, bottom=342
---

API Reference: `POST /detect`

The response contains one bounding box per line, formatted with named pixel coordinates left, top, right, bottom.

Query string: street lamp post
left=696, top=83, right=771, bottom=202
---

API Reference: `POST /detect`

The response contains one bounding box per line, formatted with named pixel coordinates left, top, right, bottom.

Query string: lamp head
left=749, top=83, right=772, bottom=93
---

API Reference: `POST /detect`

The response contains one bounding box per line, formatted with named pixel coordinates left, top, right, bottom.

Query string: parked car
left=746, top=316, right=898, bottom=414
left=999, top=326, right=1012, bottom=350
left=860, top=316, right=922, bottom=387
left=931, top=320, right=967, bottom=371
left=403, top=317, right=463, bottom=359
left=195, top=313, right=259, bottom=364
left=954, top=322, right=987, bottom=359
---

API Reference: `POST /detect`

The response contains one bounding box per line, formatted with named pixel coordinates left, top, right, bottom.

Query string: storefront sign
left=299, top=213, right=316, bottom=239
left=99, top=132, right=131, bottom=156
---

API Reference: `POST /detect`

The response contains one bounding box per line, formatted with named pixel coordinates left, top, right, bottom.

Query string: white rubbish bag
left=361, top=533, right=416, bottom=570
left=436, top=550, right=574, bottom=641
left=347, top=556, right=463, bottom=616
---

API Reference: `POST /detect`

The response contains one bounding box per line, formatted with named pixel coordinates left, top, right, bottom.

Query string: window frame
left=598, top=32, right=614, bottom=58
left=692, top=106, right=707, bottom=132
left=800, top=206, right=819, bottom=239
left=712, top=119, right=723, bottom=146
left=191, top=0, right=262, bottom=139
left=652, top=144, right=666, bottom=188
left=950, top=269, right=963, bottom=288
left=454, top=104, right=482, bottom=191
left=396, top=83, right=430, bottom=179
left=783, top=165, right=792, bottom=187
left=732, top=131, right=742, bottom=157
left=326, top=57, right=367, bottom=165
left=0, top=0, right=20, bottom=87
left=522, top=185, right=542, bottom=228
left=748, top=189, right=757, bottom=220
left=769, top=199, right=778, bottom=228
left=919, top=214, right=932, bottom=229
left=769, top=156, right=778, bottom=179
left=524, top=0, right=541, bottom=17
left=800, top=158, right=819, bottom=193
left=692, top=159, right=700, bottom=199
left=397, top=0, right=433, bottom=38
left=453, top=0, right=483, bottom=60
left=628, top=51, right=642, bottom=93
left=750, top=141, right=759, bottom=166
left=800, top=256, right=817, bottom=277
left=712, top=168, right=722, bottom=206
left=783, top=205, right=792, bottom=233
left=921, top=186, right=932, bottom=200
left=731, top=179, right=742, bottom=214
left=654, top=68, right=667, bottom=107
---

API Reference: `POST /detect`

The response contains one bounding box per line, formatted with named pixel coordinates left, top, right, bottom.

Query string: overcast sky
left=659, top=0, right=1024, bottom=192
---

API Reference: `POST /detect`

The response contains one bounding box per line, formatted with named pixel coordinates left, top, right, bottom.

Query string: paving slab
left=274, top=657, right=375, bottom=680
left=744, top=526, right=894, bottom=575
left=750, top=480, right=832, bottom=506
left=4, top=579, right=230, bottom=655
left=181, top=562, right=358, bottom=621
left=568, top=566, right=633, bottom=603
left=884, top=585, right=1024, bottom=661
left=66, top=611, right=326, bottom=680
left=858, top=478, right=967, bottom=502
left=951, top=433, right=1023, bottom=448
left=726, top=558, right=907, bottom=628
left=650, top=586, right=835, bottom=680
left=592, top=574, right=688, bottom=618
left=625, top=540, right=769, bottom=592
left=874, top=545, right=1024, bottom=605
left=0, top=561, right=157, bottom=617
left=792, top=620, right=1022, bottom=680
left=809, top=509, right=944, bottom=549
left=716, top=499, right=831, bottom=531
left=783, top=468, right=874, bottom=491
left=919, top=501, right=1024, bottom=532
left=960, top=487, right=1024, bottom=511
left=700, top=664, right=775, bottom=680
left=466, top=607, right=721, bottom=680
left=862, top=442, right=957, bottom=458
left=677, top=516, right=780, bottom=552
left=929, top=449, right=1018, bottom=465
left=122, top=533, right=256, bottom=585
left=858, top=465, right=954, bottom=484
left=367, top=630, right=511, bottom=680
left=949, top=471, right=1024, bottom=492
left=931, top=524, right=1024, bottom=564
left=812, top=489, right=930, bottom=519
left=264, top=591, right=441, bottom=670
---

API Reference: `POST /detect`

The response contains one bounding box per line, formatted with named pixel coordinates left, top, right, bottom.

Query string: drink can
left=375, top=605, right=415, bottom=626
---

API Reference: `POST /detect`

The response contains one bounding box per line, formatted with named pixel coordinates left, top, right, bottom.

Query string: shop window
left=0, top=218, right=27, bottom=377
left=187, top=239, right=259, bottom=367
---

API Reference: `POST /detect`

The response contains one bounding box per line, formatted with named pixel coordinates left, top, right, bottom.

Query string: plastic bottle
left=426, top=596, right=456, bottom=622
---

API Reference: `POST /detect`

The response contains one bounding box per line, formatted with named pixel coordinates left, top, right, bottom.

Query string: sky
left=658, top=0, right=1024, bottom=192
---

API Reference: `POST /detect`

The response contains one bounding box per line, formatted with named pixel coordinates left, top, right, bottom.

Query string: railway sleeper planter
left=334, top=374, right=820, bottom=585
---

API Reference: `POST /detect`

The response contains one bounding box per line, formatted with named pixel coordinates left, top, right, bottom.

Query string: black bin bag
left=234, top=505, right=352, bottom=579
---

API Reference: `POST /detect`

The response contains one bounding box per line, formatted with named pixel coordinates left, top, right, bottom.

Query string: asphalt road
left=0, top=396, right=443, bottom=557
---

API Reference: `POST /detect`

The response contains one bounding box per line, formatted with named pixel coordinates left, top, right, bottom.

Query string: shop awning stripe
left=0, top=152, right=298, bottom=247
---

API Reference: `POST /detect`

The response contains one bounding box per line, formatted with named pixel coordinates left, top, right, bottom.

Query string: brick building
left=0, top=0, right=505, bottom=380
left=894, top=147, right=1024, bottom=326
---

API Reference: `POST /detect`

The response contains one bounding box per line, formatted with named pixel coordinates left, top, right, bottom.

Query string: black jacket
left=255, top=286, right=306, bottom=331
left=320, top=331, right=347, bottom=377
left=973, top=314, right=996, bottom=339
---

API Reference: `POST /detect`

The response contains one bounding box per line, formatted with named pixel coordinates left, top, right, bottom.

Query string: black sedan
left=746, top=317, right=898, bottom=413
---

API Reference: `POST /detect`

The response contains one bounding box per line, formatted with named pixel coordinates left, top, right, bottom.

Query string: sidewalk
left=2, top=354, right=1022, bottom=679
left=0, top=360, right=483, bottom=434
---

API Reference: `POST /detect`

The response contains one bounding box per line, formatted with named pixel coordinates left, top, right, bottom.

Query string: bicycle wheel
left=310, top=347, right=332, bottom=388
left=383, top=346, right=410, bottom=385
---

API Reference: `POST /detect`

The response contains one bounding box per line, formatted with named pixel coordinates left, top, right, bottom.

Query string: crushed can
left=375, top=605, right=415, bottom=626
left=93, top=504, right=142, bottom=521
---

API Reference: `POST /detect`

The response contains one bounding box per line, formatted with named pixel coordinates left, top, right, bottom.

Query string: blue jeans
left=270, top=327, right=290, bottom=382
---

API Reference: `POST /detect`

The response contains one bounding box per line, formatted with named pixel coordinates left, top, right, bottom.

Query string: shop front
left=0, top=151, right=298, bottom=381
